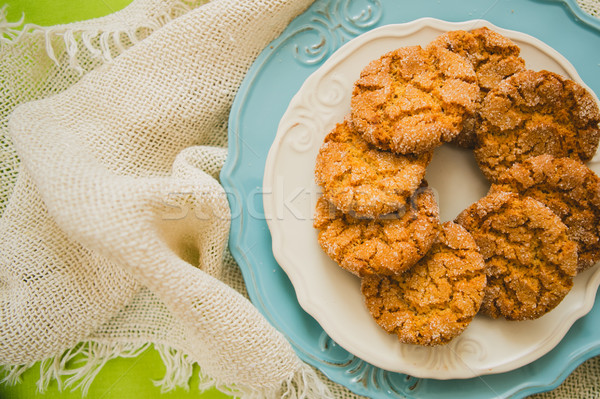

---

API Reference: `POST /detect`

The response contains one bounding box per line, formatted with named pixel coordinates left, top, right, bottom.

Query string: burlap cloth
left=0, top=0, right=598, bottom=397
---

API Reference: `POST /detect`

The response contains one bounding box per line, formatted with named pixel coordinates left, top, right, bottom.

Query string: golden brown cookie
left=313, top=185, right=440, bottom=276
left=361, top=221, right=486, bottom=346
left=314, top=118, right=433, bottom=218
left=490, top=154, right=600, bottom=272
left=427, top=27, right=527, bottom=148
left=350, top=45, right=479, bottom=154
left=474, top=69, right=600, bottom=182
left=456, top=191, right=578, bottom=320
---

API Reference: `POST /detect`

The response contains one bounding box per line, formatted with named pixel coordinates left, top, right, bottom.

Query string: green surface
left=0, top=346, right=230, bottom=398
left=1, top=1, right=230, bottom=398
left=3, top=0, right=133, bottom=26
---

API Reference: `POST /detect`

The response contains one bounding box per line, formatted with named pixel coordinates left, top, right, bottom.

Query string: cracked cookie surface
left=313, top=186, right=440, bottom=276
left=315, top=119, right=432, bottom=218
left=361, top=221, right=486, bottom=346
left=427, top=27, right=526, bottom=148
left=456, top=191, right=578, bottom=320
left=350, top=45, right=479, bottom=154
left=491, top=154, right=600, bottom=273
left=474, top=69, right=600, bottom=181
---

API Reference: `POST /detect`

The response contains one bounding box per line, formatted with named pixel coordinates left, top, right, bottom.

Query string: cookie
left=456, top=191, right=578, bottom=320
left=427, top=27, right=526, bottom=147
left=314, top=119, right=433, bottom=218
left=490, top=154, right=600, bottom=272
left=313, top=185, right=440, bottom=276
left=361, top=221, right=486, bottom=346
left=350, top=45, right=479, bottom=154
left=474, top=69, right=600, bottom=181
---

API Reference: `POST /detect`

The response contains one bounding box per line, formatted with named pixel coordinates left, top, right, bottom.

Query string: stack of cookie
left=313, top=27, right=600, bottom=346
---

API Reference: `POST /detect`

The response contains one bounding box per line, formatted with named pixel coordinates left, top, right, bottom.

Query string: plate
left=262, top=18, right=600, bottom=380
left=222, top=0, right=600, bottom=397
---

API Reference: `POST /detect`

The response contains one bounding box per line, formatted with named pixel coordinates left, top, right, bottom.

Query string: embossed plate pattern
left=222, top=0, right=600, bottom=397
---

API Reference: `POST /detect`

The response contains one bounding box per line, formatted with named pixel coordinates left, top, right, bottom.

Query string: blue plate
left=221, top=0, right=600, bottom=397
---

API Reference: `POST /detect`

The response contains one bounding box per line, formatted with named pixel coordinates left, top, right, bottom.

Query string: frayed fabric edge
left=0, top=341, right=335, bottom=399
left=202, top=361, right=335, bottom=399
left=1, top=341, right=153, bottom=395
left=0, top=341, right=199, bottom=396
left=0, top=0, right=207, bottom=73
left=272, top=363, right=335, bottom=399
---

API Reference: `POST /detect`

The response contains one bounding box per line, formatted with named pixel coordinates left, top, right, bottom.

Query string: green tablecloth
left=1, top=1, right=227, bottom=398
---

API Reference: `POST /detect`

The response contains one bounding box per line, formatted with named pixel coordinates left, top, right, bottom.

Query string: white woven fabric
left=578, top=0, right=600, bottom=16
left=0, top=0, right=598, bottom=398
left=0, top=0, right=334, bottom=397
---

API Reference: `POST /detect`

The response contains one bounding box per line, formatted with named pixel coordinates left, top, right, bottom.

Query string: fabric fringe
left=1, top=362, right=35, bottom=387
left=146, top=344, right=336, bottom=399
left=0, top=341, right=193, bottom=396
left=1, top=341, right=152, bottom=395
left=202, top=363, right=334, bottom=399
left=0, top=0, right=206, bottom=72
left=0, top=5, right=25, bottom=41
left=278, top=363, right=334, bottom=399
left=152, top=343, right=194, bottom=392
left=1, top=341, right=334, bottom=398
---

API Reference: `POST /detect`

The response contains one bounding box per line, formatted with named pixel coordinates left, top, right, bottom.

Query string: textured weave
left=0, top=0, right=333, bottom=397
left=0, top=0, right=599, bottom=398
left=578, top=0, right=600, bottom=16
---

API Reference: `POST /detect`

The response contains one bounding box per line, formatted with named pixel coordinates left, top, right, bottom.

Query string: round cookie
left=350, top=45, right=480, bottom=154
left=315, top=118, right=433, bottom=218
left=490, top=154, right=600, bottom=272
left=313, top=185, right=440, bottom=277
left=427, top=27, right=527, bottom=148
left=456, top=191, right=578, bottom=320
left=361, top=221, right=486, bottom=346
left=474, top=69, right=600, bottom=182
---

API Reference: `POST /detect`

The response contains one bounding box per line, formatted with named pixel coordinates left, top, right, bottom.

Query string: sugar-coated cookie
left=427, top=27, right=526, bottom=148
left=474, top=70, right=600, bottom=181
left=456, top=191, right=578, bottom=320
left=491, top=154, right=600, bottom=272
left=313, top=185, right=440, bottom=276
left=315, top=118, right=432, bottom=218
left=361, top=221, right=486, bottom=346
left=350, top=45, right=479, bottom=154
